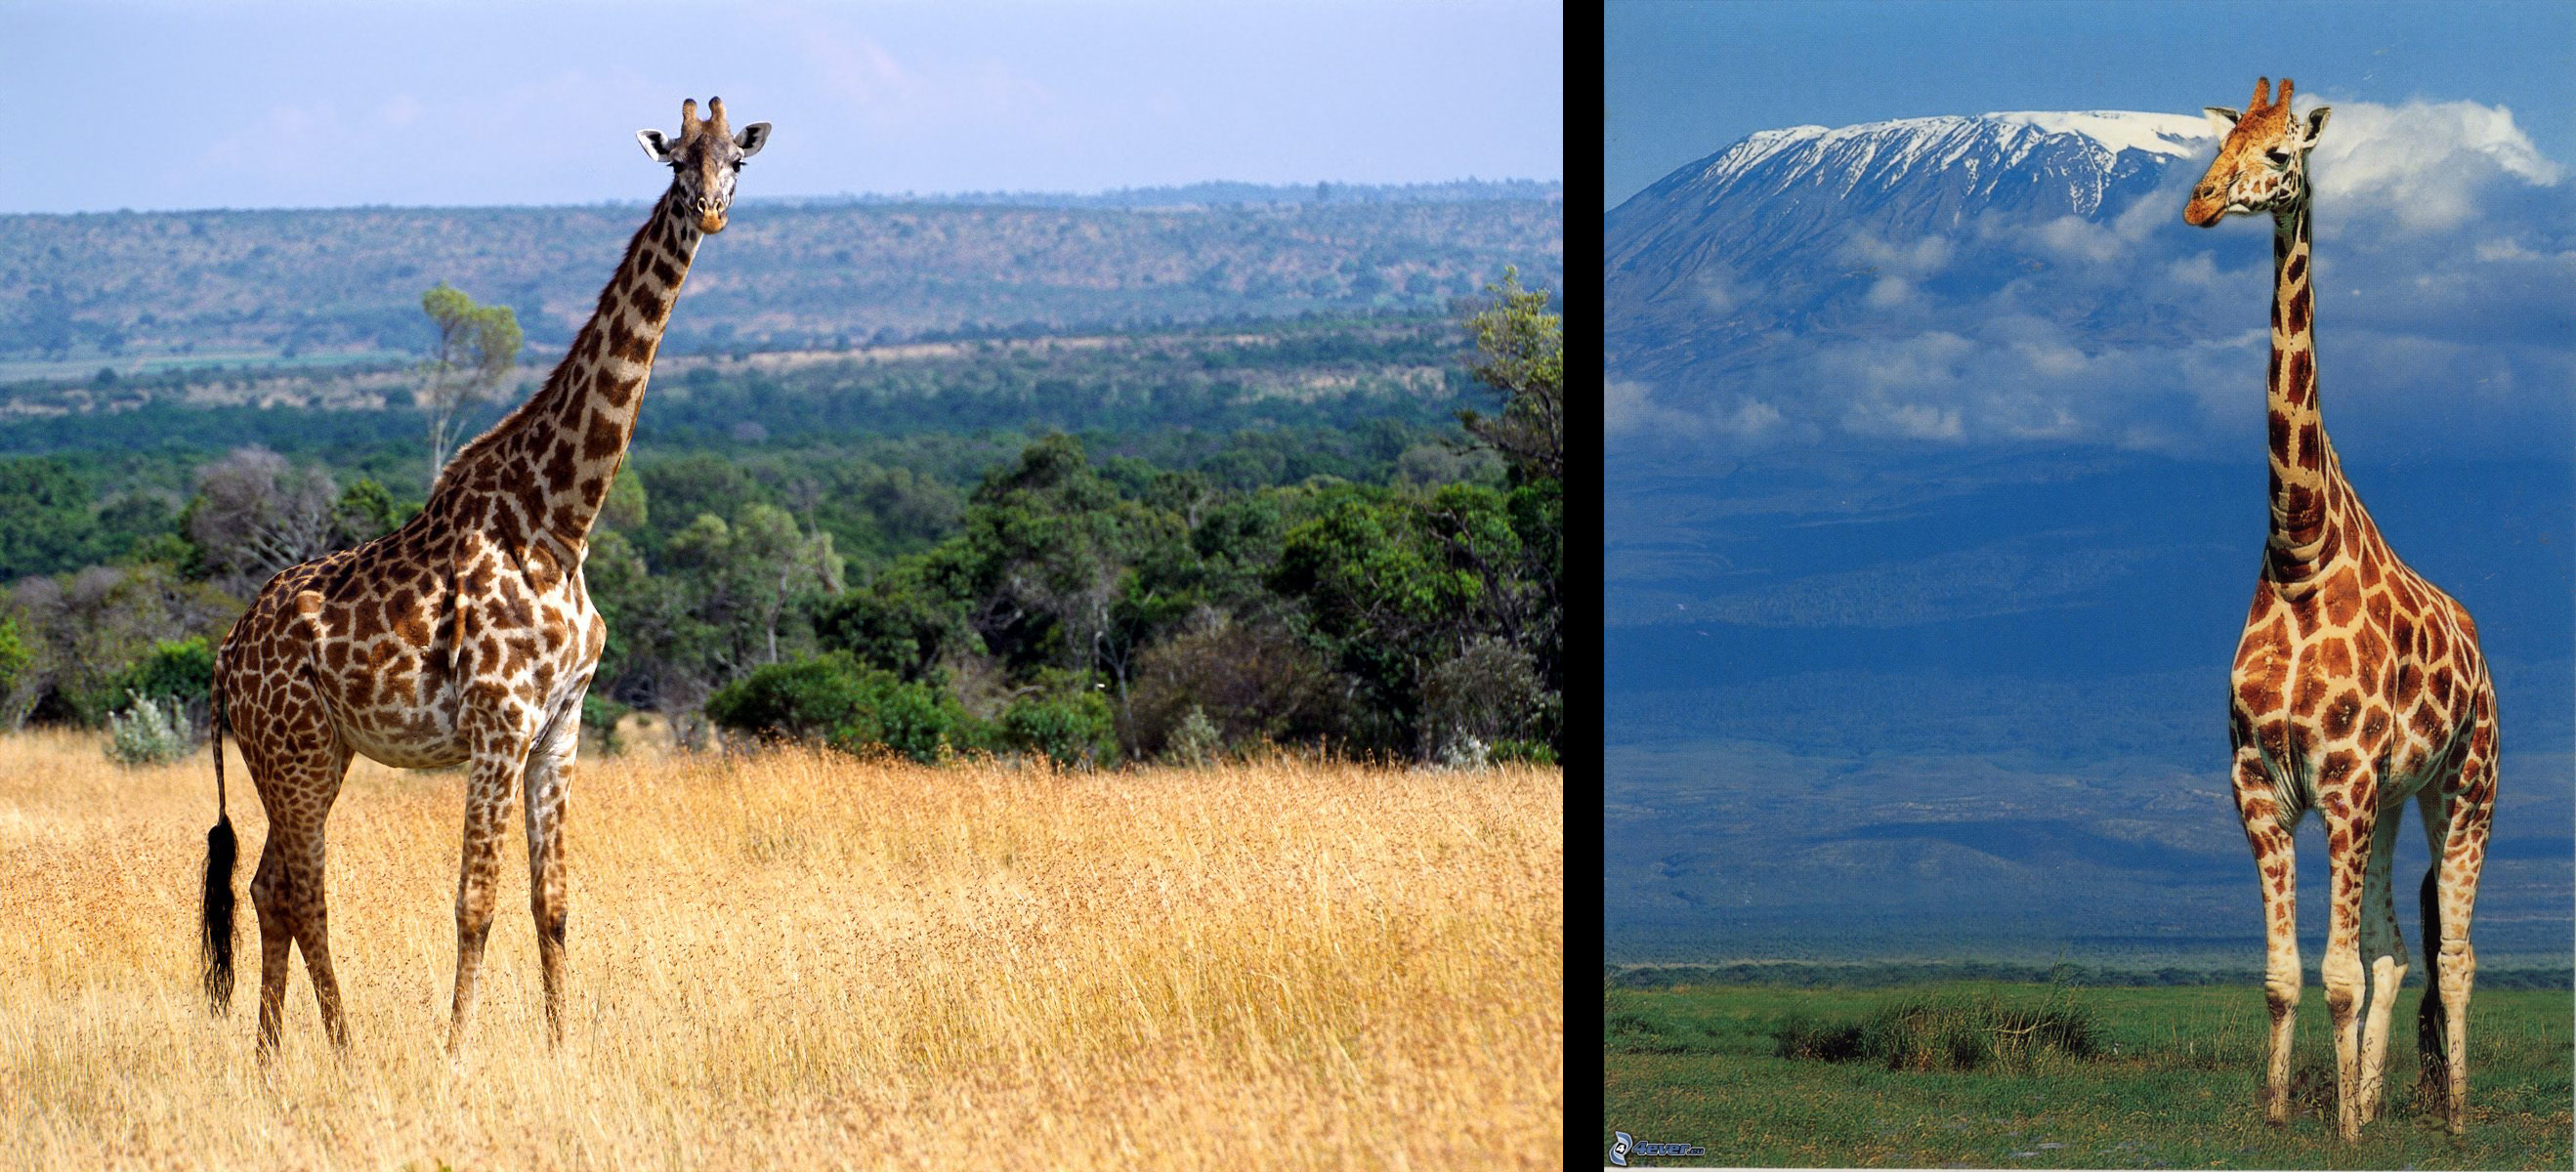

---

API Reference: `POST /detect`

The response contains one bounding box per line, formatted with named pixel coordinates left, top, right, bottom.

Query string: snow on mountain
left=1985, top=110, right=2217, bottom=158
left=1605, top=110, right=2221, bottom=395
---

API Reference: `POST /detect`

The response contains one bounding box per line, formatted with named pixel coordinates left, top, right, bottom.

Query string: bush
left=115, top=636, right=216, bottom=705
left=704, top=652, right=981, bottom=765
left=998, top=689, right=1117, bottom=769
left=1772, top=995, right=2101, bottom=1072
left=1421, top=636, right=1544, bottom=759
left=1163, top=704, right=1222, bottom=767
left=1772, top=1013, right=1866, bottom=1062
left=704, top=654, right=875, bottom=742
left=1122, top=613, right=1339, bottom=761
left=581, top=693, right=632, bottom=756
left=1489, top=738, right=1556, bottom=766
left=106, top=692, right=193, bottom=766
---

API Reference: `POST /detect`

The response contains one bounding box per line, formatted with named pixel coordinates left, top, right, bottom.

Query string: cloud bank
left=1609, top=100, right=2575, bottom=460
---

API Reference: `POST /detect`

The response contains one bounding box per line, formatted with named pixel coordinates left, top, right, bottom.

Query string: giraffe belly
left=326, top=667, right=472, bottom=769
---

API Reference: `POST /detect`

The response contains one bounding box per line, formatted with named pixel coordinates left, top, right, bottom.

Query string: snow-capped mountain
left=1606, top=110, right=2219, bottom=389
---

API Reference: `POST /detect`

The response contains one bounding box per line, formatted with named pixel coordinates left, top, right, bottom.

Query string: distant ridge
left=758, top=178, right=1565, bottom=211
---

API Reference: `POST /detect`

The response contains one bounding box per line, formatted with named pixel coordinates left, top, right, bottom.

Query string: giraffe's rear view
left=2189, top=77, right=2497, bottom=1141
left=197, top=99, right=769, bottom=1058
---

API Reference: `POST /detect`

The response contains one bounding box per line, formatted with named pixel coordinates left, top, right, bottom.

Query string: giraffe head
left=636, top=97, right=771, bottom=234
left=2185, top=78, right=2330, bottom=228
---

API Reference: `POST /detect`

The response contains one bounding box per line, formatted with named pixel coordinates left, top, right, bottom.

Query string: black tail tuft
left=2416, top=865, right=2445, bottom=1082
left=202, top=814, right=236, bottom=1012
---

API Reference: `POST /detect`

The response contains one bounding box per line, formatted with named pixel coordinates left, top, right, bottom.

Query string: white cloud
left=1844, top=232, right=1956, bottom=277
left=1866, top=276, right=1917, bottom=307
left=2305, top=98, right=2560, bottom=232
left=1846, top=400, right=1964, bottom=440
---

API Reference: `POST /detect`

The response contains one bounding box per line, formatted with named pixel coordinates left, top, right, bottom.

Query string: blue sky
left=14, top=0, right=1561, bottom=215
left=1606, top=0, right=2576, bottom=207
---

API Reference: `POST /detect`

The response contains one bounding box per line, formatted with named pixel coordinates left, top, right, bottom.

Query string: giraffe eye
left=2264, top=148, right=2291, bottom=166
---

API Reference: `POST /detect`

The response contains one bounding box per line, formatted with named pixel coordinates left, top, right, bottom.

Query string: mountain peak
left=1982, top=110, right=2217, bottom=159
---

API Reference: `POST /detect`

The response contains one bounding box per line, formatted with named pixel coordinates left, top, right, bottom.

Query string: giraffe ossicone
left=197, top=98, right=769, bottom=1058
left=2191, top=76, right=2496, bottom=1142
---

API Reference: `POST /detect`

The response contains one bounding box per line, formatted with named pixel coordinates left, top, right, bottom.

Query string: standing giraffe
left=196, top=98, right=770, bottom=1056
left=2186, top=77, right=2496, bottom=1140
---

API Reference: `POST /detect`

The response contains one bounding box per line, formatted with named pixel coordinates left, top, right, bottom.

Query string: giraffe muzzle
left=698, top=208, right=728, bottom=233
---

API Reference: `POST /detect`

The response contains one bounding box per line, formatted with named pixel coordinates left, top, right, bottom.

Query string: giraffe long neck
left=2262, top=198, right=2342, bottom=585
left=431, top=188, right=702, bottom=552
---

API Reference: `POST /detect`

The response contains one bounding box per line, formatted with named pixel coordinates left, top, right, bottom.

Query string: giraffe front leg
left=524, top=717, right=577, bottom=1046
left=2354, top=805, right=2407, bottom=1124
left=2319, top=793, right=2377, bottom=1142
left=2229, top=745, right=2300, bottom=1127
left=448, top=748, right=527, bottom=1059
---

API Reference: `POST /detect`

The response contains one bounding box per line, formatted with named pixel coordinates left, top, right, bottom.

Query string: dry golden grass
left=0, top=729, right=1561, bottom=1169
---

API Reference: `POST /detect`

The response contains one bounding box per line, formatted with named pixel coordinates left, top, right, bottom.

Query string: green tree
left=420, top=282, right=525, bottom=489
left=1270, top=481, right=1546, bottom=759
left=1457, top=267, right=1563, bottom=483
left=0, top=457, right=103, bottom=579
left=334, top=478, right=401, bottom=545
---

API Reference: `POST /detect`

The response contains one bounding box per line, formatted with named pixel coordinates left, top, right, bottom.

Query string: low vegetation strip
left=1608, top=959, right=2576, bottom=990
left=0, top=731, right=1562, bottom=1169
left=1605, top=983, right=2572, bottom=1168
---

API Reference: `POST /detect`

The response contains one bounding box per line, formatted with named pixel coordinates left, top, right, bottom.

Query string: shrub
left=581, top=693, right=632, bottom=756
left=1772, top=1013, right=1866, bottom=1062
left=1436, top=733, right=1489, bottom=770
left=116, top=636, right=216, bottom=705
left=704, top=652, right=981, bottom=765
left=1771, top=995, right=2100, bottom=1072
left=999, top=689, right=1117, bottom=770
left=1489, top=738, right=1556, bottom=766
left=1123, top=613, right=1339, bottom=761
left=106, top=692, right=192, bottom=766
left=1420, top=636, right=1544, bottom=759
left=1163, top=704, right=1222, bottom=767
left=703, top=654, right=871, bottom=743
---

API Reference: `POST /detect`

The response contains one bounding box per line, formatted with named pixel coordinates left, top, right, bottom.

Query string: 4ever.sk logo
left=1610, top=1129, right=1705, bottom=1165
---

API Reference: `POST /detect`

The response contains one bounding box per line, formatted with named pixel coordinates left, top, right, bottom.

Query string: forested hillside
left=0, top=186, right=1562, bottom=380
left=0, top=277, right=1561, bottom=768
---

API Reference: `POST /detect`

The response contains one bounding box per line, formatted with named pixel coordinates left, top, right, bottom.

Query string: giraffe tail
left=2415, top=865, right=2445, bottom=1088
left=200, top=673, right=236, bottom=1014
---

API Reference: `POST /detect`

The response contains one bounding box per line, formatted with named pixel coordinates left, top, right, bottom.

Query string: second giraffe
left=2186, top=77, right=2496, bottom=1142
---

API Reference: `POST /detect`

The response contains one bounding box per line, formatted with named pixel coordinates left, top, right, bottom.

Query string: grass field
left=0, top=730, right=1561, bottom=1169
left=1606, top=982, right=2572, bottom=1169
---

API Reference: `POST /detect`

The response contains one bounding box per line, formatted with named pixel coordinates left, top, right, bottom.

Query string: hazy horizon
left=2, top=177, right=1565, bottom=220
left=17, top=0, right=1562, bottom=217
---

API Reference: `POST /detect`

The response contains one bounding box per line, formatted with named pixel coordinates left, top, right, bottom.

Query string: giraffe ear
left=637, top=130, right=676, bottom=164
left=2204, top=106, right=2241, bottom=129
left=2302, top=105, right=2332, bottom=146
left=735, top=122, right=771, bottom=159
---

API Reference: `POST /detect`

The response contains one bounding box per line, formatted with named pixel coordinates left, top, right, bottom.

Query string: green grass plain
left=1605, top=982, right=2573, bottom=1169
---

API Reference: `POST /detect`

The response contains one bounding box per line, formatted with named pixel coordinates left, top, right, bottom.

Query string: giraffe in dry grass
left=2186, top=77, right=2496, bottom=1140
left=197, top=98, right=770, bottom=1057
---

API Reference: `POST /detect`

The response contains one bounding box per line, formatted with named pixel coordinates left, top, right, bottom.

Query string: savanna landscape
left=1, top=12, right=1566, bottom=1165
left=3, top=728, right=1562, bottom=1169
left=1605, top=979, right=2570, bottom=1169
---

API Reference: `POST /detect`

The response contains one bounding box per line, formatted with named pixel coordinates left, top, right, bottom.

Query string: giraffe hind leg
left=524, top=718, right=577, bottom=1046
left=248, top=838, right=295, bottom=1058
left=2353, top=806, right=2408, bottom=1125
left=288, top=843, right=351, bottom=1050
left=2414, top=862, right=2445, bottom=1102
left=2430, top=714, right=2497, bottom=1137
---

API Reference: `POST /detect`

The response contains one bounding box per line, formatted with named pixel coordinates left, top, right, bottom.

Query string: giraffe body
left=199, top=99, right=769, bottom=1056
left=2189, top=78, right=2496, bottom=1141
